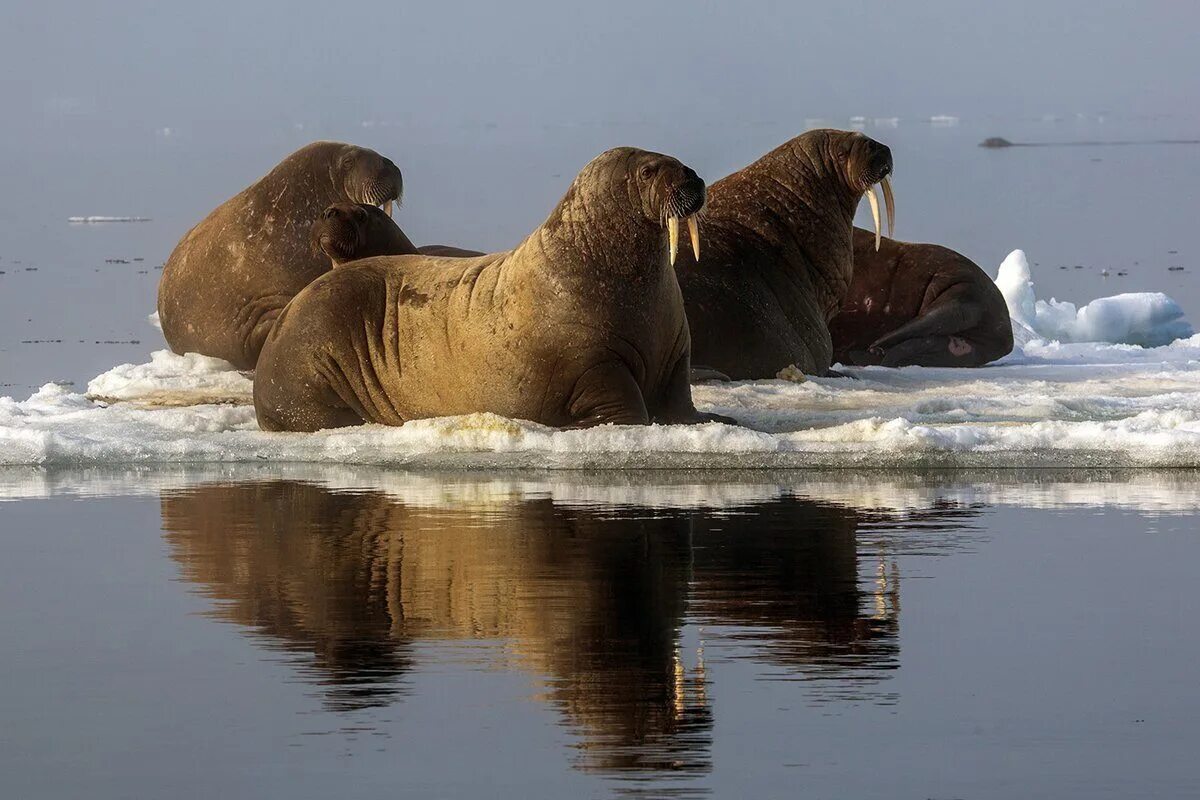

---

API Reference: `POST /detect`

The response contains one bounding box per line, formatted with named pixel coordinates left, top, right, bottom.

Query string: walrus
left=829, top=230, right=1014, bottom=367
left=672, top=129, right=895, bottom=380
left=254, top=147, right=732, bottom=432
left=310, top=202, right=484, bottom=267
left=158, top=141, right=403, bottom=369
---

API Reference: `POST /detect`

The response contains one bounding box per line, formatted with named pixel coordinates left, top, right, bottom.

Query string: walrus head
left=635, top=152, right=706, bottom=265
left=310, top=202, right=410, bottom=266
left=560, top=148, right=706, bottom=267
left=817, top=130, right=895, bottom=251
left=332, top=145, right=404, bottom=217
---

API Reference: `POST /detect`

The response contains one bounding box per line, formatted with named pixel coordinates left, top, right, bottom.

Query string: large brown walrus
left=310, top=202, right=484, bottom=267
left=158, top=141, right=403, bottom=369
left=829, top=230, right=1014, bottom=367
left=254, top=147, right=732, bottom=432
left=673, top=129, right=895, bottom=379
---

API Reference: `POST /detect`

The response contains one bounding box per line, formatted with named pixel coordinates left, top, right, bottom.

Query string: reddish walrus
left=829, top=230, right=1013, bottom=367
left=158, top=142, right=403, bottom=369
left=254, top=147, right=734, bottom=432
left=673, top=129, right=895, bottom=379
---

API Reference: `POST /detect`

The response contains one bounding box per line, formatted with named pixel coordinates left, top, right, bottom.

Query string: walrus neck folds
left=713, top=150, right=857, bottom=310
left=529, top=182, right=667, bottom=283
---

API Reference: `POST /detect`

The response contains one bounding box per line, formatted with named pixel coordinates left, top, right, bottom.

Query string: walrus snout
left=343, top=148, right=403, bottom=216
left=660, top=167, right=706, bottom=265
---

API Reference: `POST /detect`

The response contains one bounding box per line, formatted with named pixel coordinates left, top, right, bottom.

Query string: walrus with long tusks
left=672, top=129, right=895, bottom=379
left=254, top=147, right=732, bottom=432
left=158, top=141, right=403, bottom=369
left=828, top=230, right=1013, bottom=367
left=310, top=203, right=483, bottom=267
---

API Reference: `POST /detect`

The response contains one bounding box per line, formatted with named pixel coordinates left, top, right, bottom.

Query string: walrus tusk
left=865, top=185, right=882, bottom=251
left=381, top=201, right=393, bottom=218
left=881, top=175, right=895, bottom=237
left=687, top=215, right=701, bottom=261
left=668, top=216, right=680, bottom=265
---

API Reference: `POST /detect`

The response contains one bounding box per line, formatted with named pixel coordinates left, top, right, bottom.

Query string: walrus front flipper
left=868, top=288, right=983, bottom=352
left=690, top=366, right=733, bottom=383
left=567, top=362, right=651, bottom=427
left=657, top=356, right=738, bottom=426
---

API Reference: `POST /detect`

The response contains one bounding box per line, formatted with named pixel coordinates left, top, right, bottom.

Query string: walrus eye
left=638, top=164, right=655, bottom=181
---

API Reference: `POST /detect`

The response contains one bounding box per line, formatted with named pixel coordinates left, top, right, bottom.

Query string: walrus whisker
left=865, top=185, right=882, bottom=251
left=881, top=175, right=895, bottom=237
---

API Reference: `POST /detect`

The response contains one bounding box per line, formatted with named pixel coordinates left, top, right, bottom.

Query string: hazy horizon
left=5, top=0, right=1199, bottom=140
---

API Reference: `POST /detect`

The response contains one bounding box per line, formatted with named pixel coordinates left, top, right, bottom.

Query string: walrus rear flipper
left=869, top=290, right=984, bottom=352
left=875, top=335, right=991, bottom=368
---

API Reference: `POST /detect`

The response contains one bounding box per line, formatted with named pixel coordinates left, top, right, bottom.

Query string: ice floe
left=2, top=338, right=1200, bottom=467
left=2, top=247, right=1197, bottom=469
left=995, top=250, right=1194, bottom=348
left=3, top=465, right=1197, bottom=514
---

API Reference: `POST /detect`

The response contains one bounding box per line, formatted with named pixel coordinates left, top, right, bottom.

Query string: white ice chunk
left=86, top=350, right=252, bottom=406
left=995, top=250, right=1194, bottom=348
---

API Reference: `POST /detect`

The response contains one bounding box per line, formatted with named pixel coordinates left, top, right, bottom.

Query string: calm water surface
left=2, top=469, right=1197, bottom=799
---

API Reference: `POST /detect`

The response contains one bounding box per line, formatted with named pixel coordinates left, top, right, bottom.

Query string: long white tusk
left=881, top=175, right=895, bottom=237
left=865, top=185, right=882, bottom=251
left=668, top=216, right=680, bottom=266
left=381, top=200, right=393, bottom=218
left=686, top=215, right=700, bottom=262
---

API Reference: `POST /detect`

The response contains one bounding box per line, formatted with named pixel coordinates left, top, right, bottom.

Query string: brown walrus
left=310, top=202, right=484, bottom=267
left=254, top=147, right=732, bottom=432
left=828, top=229, right=1014, bottom=367
left=673, top=129, right=895, bottom=379
left=158, top=141, right=403, bottom=369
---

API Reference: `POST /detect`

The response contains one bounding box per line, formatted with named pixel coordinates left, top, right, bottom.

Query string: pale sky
left=4, top=0, right=1198, bottom=133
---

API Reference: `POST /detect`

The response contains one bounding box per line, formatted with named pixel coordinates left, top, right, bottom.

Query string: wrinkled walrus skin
left=254, top=147, right=731, bottom=432
left=673, top=130, right=894, bottom=379
left=158, top=141, right=403, bottom=369
left=829, top=229, right=1014, bottom=367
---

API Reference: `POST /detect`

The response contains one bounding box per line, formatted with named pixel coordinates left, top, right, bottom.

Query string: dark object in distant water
left=981, top=136, right=1200, bottom=148
left=1117, top=271, right=1128, bottom=276
left=1168, top=266, right=1185, bottom=272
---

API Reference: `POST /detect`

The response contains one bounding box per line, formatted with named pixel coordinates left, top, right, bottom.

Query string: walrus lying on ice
left=829, top=230, right=1013, bottom=367
left=673, top=129, right=895, bottom=379
left=254, top=147, right=733, bottom=432
left=158, top=141, right=403, bottom=369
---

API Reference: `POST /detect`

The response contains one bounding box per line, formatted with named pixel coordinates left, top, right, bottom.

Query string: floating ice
left=5, top=338, right=1200, bottom=468
left=995, top=250, right=1194, bottom=348
left=86, top=350, right=252, bottom=406
left=3, top=465, right=1198, bottom=514
left=66, top=216, right=152, bottom=224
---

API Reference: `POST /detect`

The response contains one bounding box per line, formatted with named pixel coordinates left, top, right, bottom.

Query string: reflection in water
left=160, top=480, right=978, bottom=780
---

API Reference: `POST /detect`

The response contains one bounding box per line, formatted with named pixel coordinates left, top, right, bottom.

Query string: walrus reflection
left=160, top=481, right=908, bottom=772
left=690, top=500, right=900, bottom=695
left=161, top=480, right=708, bottom=774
